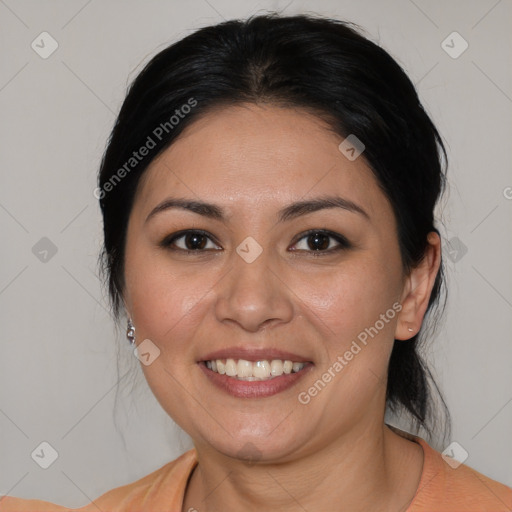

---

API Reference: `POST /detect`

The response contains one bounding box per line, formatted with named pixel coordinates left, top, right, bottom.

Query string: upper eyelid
left=291, top=229, right=349, bottom=245
left=163, top=229, right=220, bottom=245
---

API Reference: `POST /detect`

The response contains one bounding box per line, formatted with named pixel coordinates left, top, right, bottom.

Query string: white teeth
left=292, top=362, right=303, bottom=373
left=225, top=358, right=237, bottom=377
left=205, top=358, right=307, bottom=380
left=283, top=360, right=293, bottom=374
left=270, top=359, right=283, bottom=376
left=237, top=359, right=253, bottom=377
left=253, top=360, right=271, bottom=379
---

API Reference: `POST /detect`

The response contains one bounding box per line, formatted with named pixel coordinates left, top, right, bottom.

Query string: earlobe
left=395, top=231, right=441, bottom=340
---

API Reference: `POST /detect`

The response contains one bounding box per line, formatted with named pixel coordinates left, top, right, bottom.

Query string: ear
left=395, top=231, right=441, bottom=340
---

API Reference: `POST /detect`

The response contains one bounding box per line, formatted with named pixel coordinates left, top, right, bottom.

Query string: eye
left=160, top=230, right=221, bottom=253
left=160, top=229, right=351, bottom=256
left=290, top=229, right=351, bottom=255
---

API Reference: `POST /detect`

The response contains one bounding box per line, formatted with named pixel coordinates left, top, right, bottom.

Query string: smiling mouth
left=202, top=358, right=311, bottom=381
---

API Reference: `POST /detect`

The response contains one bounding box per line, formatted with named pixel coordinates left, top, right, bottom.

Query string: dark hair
left=98, top=12, right=450, bottom=442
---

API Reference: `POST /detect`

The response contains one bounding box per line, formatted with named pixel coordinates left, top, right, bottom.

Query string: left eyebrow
left=145, top=195, right=370, bottom=224
left=277, top=195, right=370, bottom=222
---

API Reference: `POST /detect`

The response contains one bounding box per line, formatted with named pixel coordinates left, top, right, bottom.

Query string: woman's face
left=123, top=103, right=415, bottom=462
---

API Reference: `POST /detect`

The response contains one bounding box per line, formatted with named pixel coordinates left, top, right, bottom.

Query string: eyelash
left=159, top=229, right=352, bottom=257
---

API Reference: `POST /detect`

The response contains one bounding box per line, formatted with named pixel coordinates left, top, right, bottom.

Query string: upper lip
left=200, top=346, right=312, bottom=363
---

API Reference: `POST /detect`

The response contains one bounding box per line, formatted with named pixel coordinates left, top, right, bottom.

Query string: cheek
left=124, top=242, right=220, bottom=358
left=291, top=261, right=402, bottom=423
left=127, top=265, right=204, bottom=342
left=294, top=259, right=402, bottom=351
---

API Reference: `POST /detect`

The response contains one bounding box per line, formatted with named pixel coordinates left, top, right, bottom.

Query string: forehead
left=133, top=104, right=385, bottom=220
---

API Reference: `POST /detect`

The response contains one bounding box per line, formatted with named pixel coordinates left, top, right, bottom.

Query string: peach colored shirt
left=1, top=435, right=511, bottom=511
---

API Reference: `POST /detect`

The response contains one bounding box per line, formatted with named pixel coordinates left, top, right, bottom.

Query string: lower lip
left=198, top=362, right=314, bottom=398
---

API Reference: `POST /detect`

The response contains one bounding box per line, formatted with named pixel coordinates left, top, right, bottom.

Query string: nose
left=214, top=247, right=294, bottom=333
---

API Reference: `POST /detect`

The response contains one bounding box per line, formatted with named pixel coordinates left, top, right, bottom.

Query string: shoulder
left=0, top=496, right=72, bottom=511
left=408, top=437, right=512, bottom=511
left=90, top=448, right=197, bottom=510
left=0, top=449, right=198, bottom=512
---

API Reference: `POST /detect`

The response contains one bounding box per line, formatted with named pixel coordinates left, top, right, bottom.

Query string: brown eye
left=180, top=232, right=208, bottom=250
left=306, top=232, right=330, bottom=251
left=291, top=230, right=351, bottom=254
left=160, top=230, right=221, bottom=252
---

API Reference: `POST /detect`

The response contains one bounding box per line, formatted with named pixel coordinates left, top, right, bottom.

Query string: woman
left=2, top=12, right=511, bottom=512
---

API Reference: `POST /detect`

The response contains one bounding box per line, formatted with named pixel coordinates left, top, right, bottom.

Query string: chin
left=200, top=425, right=310, bottom=464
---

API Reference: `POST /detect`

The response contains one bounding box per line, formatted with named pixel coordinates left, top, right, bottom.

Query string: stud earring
left=126, top=318, right=136, bottom=346
left=408, top=326, right=414, bottom=332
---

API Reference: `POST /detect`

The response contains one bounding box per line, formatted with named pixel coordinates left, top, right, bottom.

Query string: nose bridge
left=214, top=236, right=293, bottom=331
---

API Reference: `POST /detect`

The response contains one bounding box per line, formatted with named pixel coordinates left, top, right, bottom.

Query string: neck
left=182, top=422, right=424, bottom=512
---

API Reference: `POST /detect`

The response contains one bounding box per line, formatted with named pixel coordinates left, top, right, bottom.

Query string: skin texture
left=122, top=103, right=441, bottom=512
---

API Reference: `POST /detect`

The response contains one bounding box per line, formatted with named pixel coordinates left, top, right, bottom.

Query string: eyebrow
left=145, top=195, right=370, bottom=224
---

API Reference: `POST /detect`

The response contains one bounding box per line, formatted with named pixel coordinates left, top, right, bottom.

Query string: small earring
left=408, top=326, right=414, bottom=332
left=126, top=318, right=136, bottom=346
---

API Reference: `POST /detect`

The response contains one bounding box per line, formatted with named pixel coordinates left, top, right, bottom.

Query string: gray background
left=1, top=0, right=511, bottom=506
